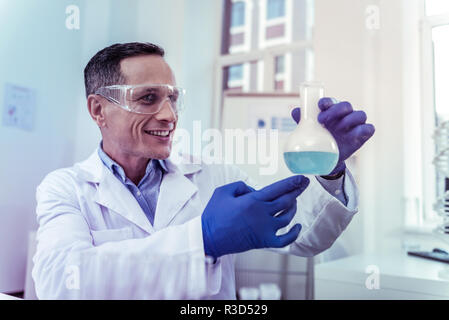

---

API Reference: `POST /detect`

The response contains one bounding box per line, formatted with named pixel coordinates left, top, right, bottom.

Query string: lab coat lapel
left=153, top=157, right=201, bottom=230
left=95, top=166, right=154, bottom=234
left=77, top=150, right=154, bottom=234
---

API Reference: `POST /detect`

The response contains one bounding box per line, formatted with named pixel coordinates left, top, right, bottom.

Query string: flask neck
left=300, top=84, right=324, bottom=122
left=302, top=102, right=321, bottom=121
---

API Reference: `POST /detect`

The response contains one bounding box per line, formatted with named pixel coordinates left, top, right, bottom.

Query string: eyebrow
left=135, top=87, right=161, bottom=95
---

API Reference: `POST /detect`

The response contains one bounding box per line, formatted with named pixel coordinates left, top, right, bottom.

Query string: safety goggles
left=95, top=84, right=186, bottom=115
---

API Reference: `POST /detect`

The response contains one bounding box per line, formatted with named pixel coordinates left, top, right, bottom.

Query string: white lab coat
left=32, top=149, right=358, bottom=299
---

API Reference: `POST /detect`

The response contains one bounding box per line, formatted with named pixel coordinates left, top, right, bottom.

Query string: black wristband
left=320, top=169, right=345, bottom=180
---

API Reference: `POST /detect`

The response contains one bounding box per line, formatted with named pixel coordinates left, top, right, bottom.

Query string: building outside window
left=267, top=0, right=286, bottom=19
left=220, top=0, right=313, bottom=96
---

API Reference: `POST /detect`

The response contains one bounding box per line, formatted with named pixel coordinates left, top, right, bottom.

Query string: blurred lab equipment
left=432, top=120, right=449, bottom=237
left=408, top=121, right=449, bottom=277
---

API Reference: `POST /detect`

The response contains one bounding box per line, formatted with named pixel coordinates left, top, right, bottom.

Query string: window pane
left=267, top=0, right=285, bottom=20
left=228, top=64, right=243, bottom=81
left=426, top=0, right=449, bottom=16
left=224, top=62, right=259, bottom=93
left=275, top=55, right=285, bottom=74
left=225, top=64, right=245, bottom=93
left=231, top=1, right=245, bottom=27
left=432, top=24, right=449, bottom=122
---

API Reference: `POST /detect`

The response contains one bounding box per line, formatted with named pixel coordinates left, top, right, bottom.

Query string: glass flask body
left=283, top=82, right=339, bottom=175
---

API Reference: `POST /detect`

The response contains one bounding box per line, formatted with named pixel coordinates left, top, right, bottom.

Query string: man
left=32, top=42, right=374, bottom=299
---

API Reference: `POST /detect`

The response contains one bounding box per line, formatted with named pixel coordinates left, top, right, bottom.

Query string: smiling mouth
left=144, top=129, right=172, bottom=137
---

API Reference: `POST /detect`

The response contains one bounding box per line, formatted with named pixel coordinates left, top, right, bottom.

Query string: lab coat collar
left=75, top=149, right=202, bottom=183
left=75, top=149, right=202, bottom=233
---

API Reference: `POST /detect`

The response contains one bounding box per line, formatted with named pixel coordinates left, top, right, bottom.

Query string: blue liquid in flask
left=283, top=151, right=339, bottom=175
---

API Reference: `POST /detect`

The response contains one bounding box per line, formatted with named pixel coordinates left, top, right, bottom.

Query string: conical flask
left=283, top=82, right=339, bottom=175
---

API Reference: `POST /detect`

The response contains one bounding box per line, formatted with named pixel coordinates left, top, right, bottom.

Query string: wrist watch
left=320, top=168, right=345, bottom=180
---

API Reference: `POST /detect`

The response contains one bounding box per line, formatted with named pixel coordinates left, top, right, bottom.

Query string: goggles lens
left=96, top=84, right=185, bottom=115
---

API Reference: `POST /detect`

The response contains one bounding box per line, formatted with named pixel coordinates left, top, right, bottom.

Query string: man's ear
left=87, top=94, right=106, bottom=128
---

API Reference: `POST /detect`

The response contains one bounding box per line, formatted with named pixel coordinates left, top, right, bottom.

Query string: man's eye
left=140, top=94, right=158, bottom=104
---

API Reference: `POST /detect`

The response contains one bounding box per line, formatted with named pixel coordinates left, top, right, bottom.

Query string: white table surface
left=315, top=252, right=449, bottom=298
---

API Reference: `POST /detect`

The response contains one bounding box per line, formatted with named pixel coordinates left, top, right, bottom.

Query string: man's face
left=101, top=55, right=177, bottom=160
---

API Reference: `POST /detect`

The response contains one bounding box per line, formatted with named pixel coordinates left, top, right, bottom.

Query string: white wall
left=314, top=0, right=422, bottom=258
left=313, top=0, right=367, bottom=258
left=0, top=0, right=86, bottom=292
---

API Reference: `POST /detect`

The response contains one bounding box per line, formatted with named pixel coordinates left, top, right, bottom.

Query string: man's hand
left=291, top=98, right=375, bottom=176
left=201, top=175, right=310, bottom=259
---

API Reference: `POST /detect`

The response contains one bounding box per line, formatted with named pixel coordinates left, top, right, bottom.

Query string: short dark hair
left=83, top=42, right=165, bottom=97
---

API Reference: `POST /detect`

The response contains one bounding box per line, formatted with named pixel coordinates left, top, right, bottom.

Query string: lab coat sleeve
left=285, top=167, right=358, bottom=256
left=228, top=166, right=358, bottom=257
left=32, top=170, right=211, bottom=300
left=315, top=175, right=347, bottom=205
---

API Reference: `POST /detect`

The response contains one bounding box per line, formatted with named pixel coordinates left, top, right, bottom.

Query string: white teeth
left=147, top=130, right=170, bottom=137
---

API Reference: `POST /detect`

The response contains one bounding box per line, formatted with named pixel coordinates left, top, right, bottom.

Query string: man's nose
left=155, top=98, right=177, bottom=122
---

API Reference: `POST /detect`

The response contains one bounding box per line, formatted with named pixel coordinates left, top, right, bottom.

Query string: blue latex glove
left=202, top=175, right=310, bottom=259
left=291, top=98, right=375, bottom=176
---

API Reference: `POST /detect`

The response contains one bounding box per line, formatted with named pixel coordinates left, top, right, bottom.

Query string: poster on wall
left=2, top=83, right=37, bottom=131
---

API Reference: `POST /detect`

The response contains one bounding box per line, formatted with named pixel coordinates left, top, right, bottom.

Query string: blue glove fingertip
left=317, top=112, right=325, bottom=124
left=318, top=97, right=336, bottom=110
left=201, top=215, right=219, bottom=259
left=294, top=175, right=310, bottom=188
left=294, top=223, right=302, bottom=234
left=293, top=175, right=305, bottom=185
left=291, top=107, right=301, bottom=124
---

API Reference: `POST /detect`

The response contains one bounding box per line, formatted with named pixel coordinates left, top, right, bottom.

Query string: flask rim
left=300, top=81, right=325, bottom=89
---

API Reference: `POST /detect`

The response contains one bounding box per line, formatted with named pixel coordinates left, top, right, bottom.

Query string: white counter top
left=314, top=252, right=449, bottom=299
